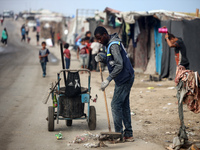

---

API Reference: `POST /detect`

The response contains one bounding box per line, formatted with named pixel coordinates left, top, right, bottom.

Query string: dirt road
left=0, top=19, right=198, bottom=150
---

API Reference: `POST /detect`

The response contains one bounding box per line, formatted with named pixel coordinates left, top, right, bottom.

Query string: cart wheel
left=48, top=106, right=54, bottom=131
left=66, top=120, right=72, bottom=126
left=88, top=106, right=96, bottom=130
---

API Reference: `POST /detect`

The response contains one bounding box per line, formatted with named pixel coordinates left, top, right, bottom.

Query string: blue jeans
left=80, top=54, right=87, bottom=68
left=40, top=62, right=46, bottom=76
left=65, top=57, right=70, bottom=69
left=111, top=75, right=134, bottom=137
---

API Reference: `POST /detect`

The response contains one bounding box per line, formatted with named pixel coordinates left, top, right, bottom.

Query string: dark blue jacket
left=106, top=41, right=134, bottom=86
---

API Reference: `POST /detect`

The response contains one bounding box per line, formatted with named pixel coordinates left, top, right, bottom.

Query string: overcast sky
left=0, top=0, right=199, bottom=16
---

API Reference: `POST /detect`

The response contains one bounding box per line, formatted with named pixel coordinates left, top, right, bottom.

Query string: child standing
left=91, top=37, right=101, bottom=71
left=84, top=37, right=92, bottom=70
left=77, top=38, right=87, bottom=72
left=63, top=43, right=71, bottom=69
left=21, top=27, right=26, bottom=42
left=39, top=41, right=50, bottom=77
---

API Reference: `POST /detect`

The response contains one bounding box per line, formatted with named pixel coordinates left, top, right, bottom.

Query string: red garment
left=185, top=72, right=200, bottom=113
left=175, top=52, right=179, bottom=65
left=85, top=42, right=91, bottom=54
left=63, top=49, right=71, bottom=59
left=57, top=33, right=61, bottom=40
left=36, top=26, right=40, bottom=32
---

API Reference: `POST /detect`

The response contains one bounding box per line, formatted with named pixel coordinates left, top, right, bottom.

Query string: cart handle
left=58, top=69, right=91, bottom=76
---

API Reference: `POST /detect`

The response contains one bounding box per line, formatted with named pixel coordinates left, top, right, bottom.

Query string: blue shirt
left=39, top=49, right=50, bottom=62
left=21, top=28, right=26, bottom=35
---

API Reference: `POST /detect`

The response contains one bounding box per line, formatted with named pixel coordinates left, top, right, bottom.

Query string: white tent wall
left=66, top=17, right=89, bottom=45
left=144, top=27, right=156, bottom=74
left=66, top=18, right=76, bottom=45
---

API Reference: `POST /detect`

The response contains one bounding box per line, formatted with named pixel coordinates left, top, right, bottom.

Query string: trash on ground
left=144, top=121, right=152, bottom=124
left=83, top=143, right=98, bottom=148
left=168, top=103, right=172, bottom=105
left=74, top=135, right=89, bottom=143
left=165, top=131, right=177, bottom=135
left=98, top=141, right=108, bottom=147
left=167, top=87, right=175, bottom=90
left=55, top=132, right=62, bottom=140
left=147, top=87, right=154, bottom=90
left=73, top=132, right=100, bottom=143
left=131, top=111, right=136, bottom=116
left=165, top=140, right=172, bottom=143
left=187, top=131, right=196, bottom=136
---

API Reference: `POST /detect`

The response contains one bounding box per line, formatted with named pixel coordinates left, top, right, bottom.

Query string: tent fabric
left=120, top=12, right=135, bottom=24
left=104, top=7, right=121, bottom=14
left=161, top=19, right=200, bottom=79
left=182, top=19, right=200, bottom=74
left=88, top=19, right=99, bottom=37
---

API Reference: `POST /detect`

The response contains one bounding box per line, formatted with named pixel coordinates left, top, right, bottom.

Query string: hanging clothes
left=175, top=65, right=200, bottom=113
left=133, top=20, right=140, bottom=47
left=110, top=15, right=116, bottom=29
left=169, top=65, right=200, bottom=149
left=134, top=20, right=140, bottom=41
left=121, top=20, right=130, bottom=48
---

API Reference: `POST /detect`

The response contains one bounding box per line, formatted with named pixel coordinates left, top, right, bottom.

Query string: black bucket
left=58, top=87, right=85, bottom=118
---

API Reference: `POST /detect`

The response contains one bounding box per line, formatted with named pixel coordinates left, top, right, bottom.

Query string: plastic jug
left=158, top=28, right=168, bottom=33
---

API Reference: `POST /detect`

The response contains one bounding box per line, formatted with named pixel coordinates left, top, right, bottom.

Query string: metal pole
left=75, top=9, right=78, bottom=43
left=60, top=43, right=67, bottom=86
left=196, top=8, right=199, bottom=17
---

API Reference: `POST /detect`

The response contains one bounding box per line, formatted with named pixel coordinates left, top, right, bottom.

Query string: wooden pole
left=60, top=43, right=67, bottom=87
left=196, top=8, right=199, bottom=17
left=99, top=62, right=111, bottom=132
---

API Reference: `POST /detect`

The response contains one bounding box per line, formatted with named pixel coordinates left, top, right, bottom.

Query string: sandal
left=124, top=137, right=135, bottom=142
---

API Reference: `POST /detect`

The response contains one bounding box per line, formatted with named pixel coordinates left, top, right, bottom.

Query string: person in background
left=90, top=37, right=101, bottom=71
left=85, top=31, right=91, bottom=39
left=84, top=36, right=92, bottom=70
left=165, top=32, right=189, bottom=69
left=21, top=25, right=26, bottom=42
left=0, top=16, right=4, bottom=26
left=14, top=14, right=18, bottom=21
left=94, top=26, right=135, bottom=142
left=27, top=37, right=31, bottom=44
left=63, top=43, right=71, bottom=69
left=36, top=32, right=40, bottom=46
left=77, top=38, right=87, bottom=73
left=39, top=41, right=50, bottom=78
left=25, top=24, right=29, bottom=37
left=57, top=32, right=62, bottom=45
left=1, top=28, right=8, bottom=46
left=50, top=27, right=55, bottom=47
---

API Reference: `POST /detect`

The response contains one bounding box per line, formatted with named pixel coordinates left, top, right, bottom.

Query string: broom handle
left=99, top=62, right=111, bottom=132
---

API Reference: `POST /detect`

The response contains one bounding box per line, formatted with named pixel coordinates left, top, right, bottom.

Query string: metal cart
left=47, top=69, right=96, bottom=131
